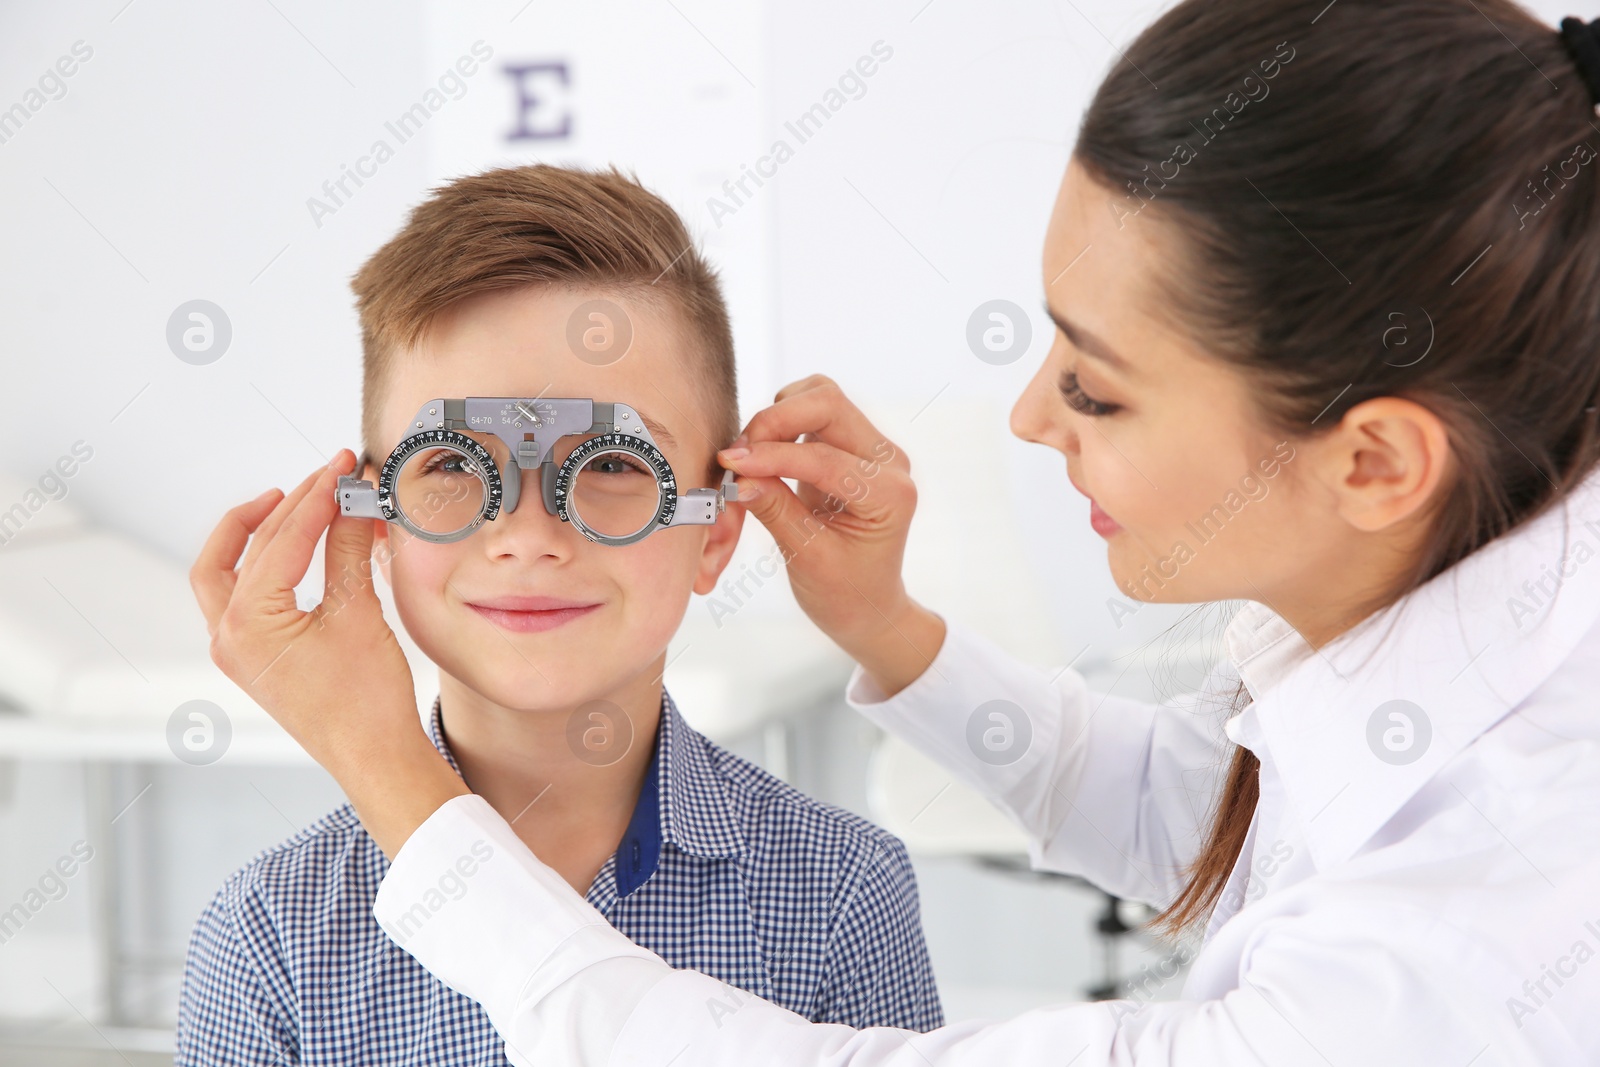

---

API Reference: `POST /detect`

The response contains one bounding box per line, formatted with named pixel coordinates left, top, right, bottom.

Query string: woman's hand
left=189, top=448, right=466, bottom=858
left=717, top=375, right=946, bottom=697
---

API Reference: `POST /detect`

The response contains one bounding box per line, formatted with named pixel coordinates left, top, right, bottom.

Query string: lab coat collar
left=424, top=689, right=748, bottom=861
left=1221, top=461, right=1600, bottom=871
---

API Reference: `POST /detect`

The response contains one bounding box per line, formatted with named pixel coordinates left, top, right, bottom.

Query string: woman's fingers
left=722, top=439, right=908, bottom=523
left=239, top=462, right=332, bottom=576
left=740, top=376, right=882, bottom=452
left=322, top=497, right=379, bottom=611
left=190, top=488, right=284, bottom=636
left=196, top=452, right=358, bottom=644
left=736, top=376, right=908, bottom=474
left=726, top=474, right=810, bottom=556
left=235, top=452, right=357, bottom=619
left=771, top=373, right=836, bottom=404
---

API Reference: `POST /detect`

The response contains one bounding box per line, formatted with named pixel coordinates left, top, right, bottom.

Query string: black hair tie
left=1559, top=16, right=1600, bottom=107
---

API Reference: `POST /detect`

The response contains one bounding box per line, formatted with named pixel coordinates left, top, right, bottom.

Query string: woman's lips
left=465, top=596, right=601, bottom=634
left=1069, top=473, right=1123, bottom=537
left=1089, top=498, right=1122, bottom=537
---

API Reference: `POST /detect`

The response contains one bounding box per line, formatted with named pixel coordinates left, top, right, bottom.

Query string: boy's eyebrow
left=633, top=410, right=678, bottom=450
left=1042, top=300, right=1133, bottom=377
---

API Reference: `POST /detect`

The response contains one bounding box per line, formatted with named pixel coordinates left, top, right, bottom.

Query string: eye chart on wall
left=419, top=0, right=775, bottom=415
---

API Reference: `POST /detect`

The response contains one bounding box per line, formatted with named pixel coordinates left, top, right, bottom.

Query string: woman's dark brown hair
left=1073, top=0, right=1600, bottom=939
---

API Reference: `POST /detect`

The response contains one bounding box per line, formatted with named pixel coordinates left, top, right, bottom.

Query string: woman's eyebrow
left=1042, top=300, right=1133, bottom=376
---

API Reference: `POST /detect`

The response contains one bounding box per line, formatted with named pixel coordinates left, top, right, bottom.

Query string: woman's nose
left=1004, top=367, right=1056, bottom=447
left=1009, top=386, right=1043, bottom=444
left=1010, top=364, right=1073, bottom=455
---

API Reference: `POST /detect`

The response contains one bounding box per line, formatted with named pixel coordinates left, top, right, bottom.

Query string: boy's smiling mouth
left=465, top=595, right=603, bottom=634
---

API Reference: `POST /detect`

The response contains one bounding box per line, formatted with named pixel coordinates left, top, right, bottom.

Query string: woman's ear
left=1313, top=396, right=1454, bottom=533
left=692, top=499, right=748, bottom=597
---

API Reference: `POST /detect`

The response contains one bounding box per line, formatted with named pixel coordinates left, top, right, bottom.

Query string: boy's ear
left=692, top=499, right=747, bottom=596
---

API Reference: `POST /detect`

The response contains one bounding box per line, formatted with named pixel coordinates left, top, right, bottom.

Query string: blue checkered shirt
left=176, top=690, right=943, bottom=1064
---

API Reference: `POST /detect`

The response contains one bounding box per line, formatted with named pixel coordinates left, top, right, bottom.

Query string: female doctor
left=193, top=0, right=1600, bottom=1062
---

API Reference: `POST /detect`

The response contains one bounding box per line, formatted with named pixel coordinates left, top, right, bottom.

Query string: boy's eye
left=1058, top=369, right=1121, bottom=417
left=584, top=453, right=651, bottom=477
left=417, top=449, right=479, bottom=476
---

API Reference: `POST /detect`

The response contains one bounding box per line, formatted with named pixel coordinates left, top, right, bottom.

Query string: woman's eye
left=1058, top=369, right=1121, bottom=417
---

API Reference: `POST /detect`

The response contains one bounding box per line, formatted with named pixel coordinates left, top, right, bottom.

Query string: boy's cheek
left=385, top=555, right=464, bottom=651
left=610, top=545, right=698, bottom=638
left=387, top=543, right=460, bottom=598
left=387, top=582, right=450, bottom=666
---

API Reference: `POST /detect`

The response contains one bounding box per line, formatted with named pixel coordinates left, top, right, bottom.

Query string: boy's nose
left=480, top=466, right=574, bottom=559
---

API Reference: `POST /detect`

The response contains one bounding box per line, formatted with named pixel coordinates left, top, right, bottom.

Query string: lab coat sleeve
left=375, top=794, right=1540, bottom=1067
left=847, top=615, right=1237, bottom=907
left=371, top=790, right=664, bottom=1064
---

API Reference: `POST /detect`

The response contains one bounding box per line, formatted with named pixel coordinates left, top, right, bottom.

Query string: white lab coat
left=372, top=464, right=1600, bottom=1066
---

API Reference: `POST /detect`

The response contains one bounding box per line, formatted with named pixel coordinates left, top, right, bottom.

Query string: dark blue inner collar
left=613, top=732, right=662, bottom=897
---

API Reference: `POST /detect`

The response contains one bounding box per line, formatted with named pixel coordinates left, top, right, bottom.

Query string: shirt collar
left=654, top=688, right=748, bottom=859
left=425, top=686, right=748, bottom=864
left=1220, top=461, right=1600, bottom=871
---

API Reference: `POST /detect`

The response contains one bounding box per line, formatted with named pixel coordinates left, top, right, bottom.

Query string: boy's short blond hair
left=351, top=164, right=738, bottom=471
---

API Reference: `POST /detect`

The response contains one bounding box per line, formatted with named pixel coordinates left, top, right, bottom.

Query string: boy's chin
left=467, top=670, right=648, bottom=716
left=451, top=646, right=657, bottom=700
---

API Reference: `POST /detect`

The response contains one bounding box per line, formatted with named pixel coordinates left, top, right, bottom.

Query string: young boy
left=176, top=164, right=943, bottom=1063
